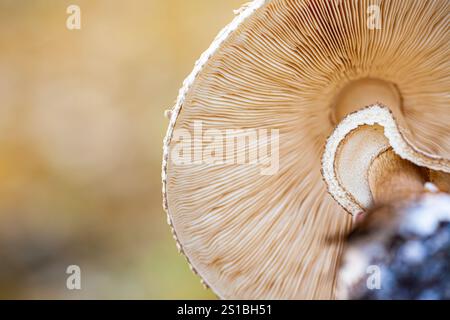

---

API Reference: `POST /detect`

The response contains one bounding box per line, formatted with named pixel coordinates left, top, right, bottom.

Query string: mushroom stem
left=368, top=149, right=426, bottom=205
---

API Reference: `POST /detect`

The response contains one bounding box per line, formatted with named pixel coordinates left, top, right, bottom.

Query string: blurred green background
left=0, top=0, right=244, bottom=299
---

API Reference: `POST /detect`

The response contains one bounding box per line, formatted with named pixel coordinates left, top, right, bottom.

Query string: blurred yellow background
left=0, top=0, right=244, bottom=299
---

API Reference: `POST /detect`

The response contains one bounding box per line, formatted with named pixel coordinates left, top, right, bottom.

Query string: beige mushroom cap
left=162, top=0, right=449, bottom=299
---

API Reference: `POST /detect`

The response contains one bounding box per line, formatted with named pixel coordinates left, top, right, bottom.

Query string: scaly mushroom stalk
left=368, top=149, right=426, bottom=205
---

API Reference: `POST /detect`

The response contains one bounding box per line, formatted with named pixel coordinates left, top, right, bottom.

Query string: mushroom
left=162, top=0, right=449, bottom=299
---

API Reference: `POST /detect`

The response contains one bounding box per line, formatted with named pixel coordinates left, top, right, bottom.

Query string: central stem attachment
left=332, top=78, right=403, bottom=124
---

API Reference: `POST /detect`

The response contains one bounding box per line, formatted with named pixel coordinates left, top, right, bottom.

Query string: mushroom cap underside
left=163, top=0, right=450, bottom=299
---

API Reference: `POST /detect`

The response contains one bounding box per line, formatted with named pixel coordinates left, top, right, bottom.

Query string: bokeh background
left=0, top=0, right=244, bottom=299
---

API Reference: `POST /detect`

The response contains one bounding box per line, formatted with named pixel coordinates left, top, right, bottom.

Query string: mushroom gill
left=163, top=0, right=450, bottom=299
